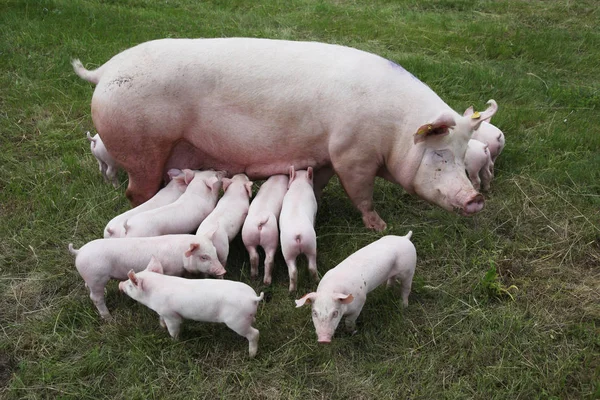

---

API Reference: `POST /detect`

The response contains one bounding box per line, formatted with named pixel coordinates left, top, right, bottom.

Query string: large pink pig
left=119, top=256, right=263, bottom=358
left=72, top=38, right=497, bottom=231
left=295, top=233, right=416, bottom=343
left=241, top=175, right=289, bottom=285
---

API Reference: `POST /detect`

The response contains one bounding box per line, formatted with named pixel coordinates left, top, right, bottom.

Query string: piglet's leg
left=162, top=315, right=183, bottom=339
left=88, top=281, right=111, bottom=320
left=225, top=316, right=260, bottom=359
left=263, top=247, right=276, bottom=285
left=247, top=246, right=260, bottom=279
left=284, top=257, right=298, bottom=292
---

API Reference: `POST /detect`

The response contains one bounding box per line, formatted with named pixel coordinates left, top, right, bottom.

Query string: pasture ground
left=0, top=0, right=598, bottom=398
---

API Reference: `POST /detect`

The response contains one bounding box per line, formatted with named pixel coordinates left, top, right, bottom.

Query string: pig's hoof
left=362, top=213, right=387, bottom=232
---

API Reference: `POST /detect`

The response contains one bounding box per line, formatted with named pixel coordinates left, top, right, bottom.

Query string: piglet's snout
left=118, top=282, right=126, bottom=292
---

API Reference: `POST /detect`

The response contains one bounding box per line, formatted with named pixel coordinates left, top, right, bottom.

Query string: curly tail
left=68, top=243, right=79, bottom=256
left=256, top=292, right=265, bottom=302
left=72, top=59, right=102, bottom=85
left=404, top=230, right=413, bottom=240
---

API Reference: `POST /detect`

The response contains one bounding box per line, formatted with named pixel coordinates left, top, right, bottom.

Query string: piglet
left=241, top=175, right=289, bottom=284
left=119, top=256, right=264, bottom=358
left=465, top=139, right=494, bottom=191
left=279, top=167, right=319, bottom=292
left=463, top=108, right=505, bottom=163
left=104, top=168, right=189, bottom=238
left=87, top=131, right=119, bottom=188
left=68, top=234, right=225, bottom=319
left=196, top=174, right=253, bottom=266
left=123, top=169, right=223, bottom=237
left=295, top=232, right=416, bottom=343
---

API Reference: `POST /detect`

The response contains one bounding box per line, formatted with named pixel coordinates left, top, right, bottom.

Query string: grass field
left=1, top=0, right=599, bottom=398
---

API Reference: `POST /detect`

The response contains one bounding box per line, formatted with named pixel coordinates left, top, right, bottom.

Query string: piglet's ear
left=183, top=169, right=195, bottom=185
left=127, top=270, right=139, bottom=286
left=245, top=181, right=253, bottom=198
left=145, top=256, right=164, bottom=274
left=469, top=99, right=498, bottom=131
left=221, top=178, right=232, bottom=191
left=295, top=293, right=317, bottom=308
left=334, top=293, right=354, bottom=304
left=185, top=243, right=200, bottom=258
left=463, top=106, right=475, bottom=118
left=206, top=176, right=220, bottom=191
left=414, top=113, right=456, bottom=144
left=288, top=166, right=296, bottom=188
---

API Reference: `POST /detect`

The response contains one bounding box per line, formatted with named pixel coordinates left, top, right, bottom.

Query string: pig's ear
left=183, top=169, right=195, bottom=185
left=127, top=270, right=139, bottom=287
left=167, top=168, right=182, bottom=181
left=207, top=176, right=221, bottom=191
left=307, top=167, right=314, bottom=182
left=469, top=99, right=498, bottom=131
left=245, top=181, right=253, bottom=198
left=288, top=166, right=296, bottom=187
left=463, top=106, right=475, bottom=118
left=185, top=243, right=200, bottom=258
left=146, top=256, right=164, bottom=274
left=222, top=178, right=232, bottom=191
left=414, top=113, right=456, bottom=144
left=334, top=293, right=354, bottom=304
left=295, top=292, right=317, bottom=308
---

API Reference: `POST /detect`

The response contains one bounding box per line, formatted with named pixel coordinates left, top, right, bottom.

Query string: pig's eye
left=200, top=255, right=210, bottom=261
left=434, top=151, right=444, bottom=159
left=332, top=311, right=339, bottom=318
left=312, top=311, right=318, bottom=317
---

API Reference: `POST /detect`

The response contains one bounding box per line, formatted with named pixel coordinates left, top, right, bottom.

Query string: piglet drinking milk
left=295, top=232, right=416, bottom=343
left=87, top=131, right=119, bottom=188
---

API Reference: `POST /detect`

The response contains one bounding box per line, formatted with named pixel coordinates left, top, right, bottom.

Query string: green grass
left=1, top=0, right=599, bottom=398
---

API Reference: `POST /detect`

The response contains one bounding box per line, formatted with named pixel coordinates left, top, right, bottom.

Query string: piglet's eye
left=200, top=255, right=210, bottom=261
left=312, top=311, right=318, bottom=317
left=332, top=311, right=339, bottom=318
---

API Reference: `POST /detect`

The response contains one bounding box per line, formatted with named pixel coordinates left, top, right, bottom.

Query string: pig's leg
left=468, top=170, right=481, bottom=191
left=159, top=316, right=166, bottom=329
left=246, top=245, right=260, bottom=279
left=386, top=276, right=397, bottom=288
left=263, top=246, right=276, bottom=285
left=313, top=166, right=335, bottom=201
left=87, top=281, right=111, bottom=320
left=284, top=257, right=298, bottom=292
left=162, top=315, right=183, bottom=339
left=106, top=165, right=119, bottom=189
left=224, top=315, right=260, bottom=358
left=480, top=164, right=493, bottom=192
left=333, top=161, right=386, bottom=231
left=307, top=253, right=319, bottom=283
left=400, top=272, right=414, bottom=308
left=123, top=146, right=170, bottom=206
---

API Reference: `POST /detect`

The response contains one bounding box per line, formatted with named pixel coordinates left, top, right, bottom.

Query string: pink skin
left=119, top=257, right=263, bottom=358
left=123, top=169, right=223, bottom=237
left=87, top=131, right=119, bottom=188
left=465, top=139, right=494, bottom=191
left=68, top=234, right=225, bottom=319
left=104, top=168, right=189, bottom=238
left=296, top=233, right=416, bottom=343
left=279, top=167, right=319, bottom=292
left=73, top=38, right=495, bottom=230
left=195, top=174, right=253, bottom=266
left=241, top=175, right=289, bottom=284
left=463, top=111, right=505, bottom=163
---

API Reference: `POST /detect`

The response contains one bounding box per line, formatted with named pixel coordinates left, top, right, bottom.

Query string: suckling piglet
left=87, top=131, right=119, bottom=188
left=119, top=256, right=264, bottom=358
left=68, top=234, right=225, bottom=319
left=104, top=168, right=189, bottom=238
left=279, top=167, right=319, bottom=292
left=123, top=169, right=223, bottom=237
left=464, top=139, right=494, bottom=191
left=295, top=232, right=416, bottom=343
left=196, top=174, right=253, bottom=266
left=241, top=174, right=289, bottom=284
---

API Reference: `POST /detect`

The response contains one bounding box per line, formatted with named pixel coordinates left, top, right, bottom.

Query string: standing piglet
left=86, top=131, right=119, bottom=188
left=241, top=175, right=289, bottom=284
left=104, top=168, right=189, bottom=238
left=123, top=169, right=223, bottom=237
left=463, top=108, right=506, bottom=163
left=279, top=167, right=319, bottom=292
left=464, top=139, right=494, bottom=191
left=196, top=174, right=253, bottom=267
left=119, top=257, right=264, bottom=358
left=295, top=232, right=416, bottom=343
left=68, top=234, right=225, bottom=319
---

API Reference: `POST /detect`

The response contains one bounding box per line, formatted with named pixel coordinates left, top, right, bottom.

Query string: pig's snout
left=318, top=337, right=332, bottom=344
left=462, top=194, right=484, bottom=215
left=118, top=282, right=125, bottom=292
